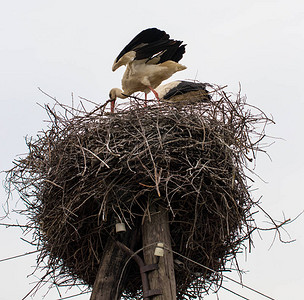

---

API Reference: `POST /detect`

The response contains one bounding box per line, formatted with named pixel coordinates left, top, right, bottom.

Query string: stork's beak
left=110, top=99, right=116, bottom=113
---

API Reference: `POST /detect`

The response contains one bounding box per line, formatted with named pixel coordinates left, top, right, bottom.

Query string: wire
left=116, top=241, right=250, bottom=300
left=0, top=239, right=273, bottom=299
left=166, top=247, right=275, bottom=300
left=115, top=241, right=158, bottom=300
left=219, top=285, right=250, bottom=300
left=0, top=250, right=39, bottom=263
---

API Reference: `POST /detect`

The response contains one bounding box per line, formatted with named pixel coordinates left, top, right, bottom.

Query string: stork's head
left=109, top=88, right=128, bottom=100
left=108, top=88, right=128, bottom=113
left=109, top=88, right=119, bottom=101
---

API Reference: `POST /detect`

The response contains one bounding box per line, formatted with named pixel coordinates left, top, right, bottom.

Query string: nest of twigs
left=5, top=84, right=275, bottom=299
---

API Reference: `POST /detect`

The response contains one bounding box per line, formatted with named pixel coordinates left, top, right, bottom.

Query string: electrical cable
left=167, top=247, right=275, bottom=300
left=0, top=250, right=39, bottom=263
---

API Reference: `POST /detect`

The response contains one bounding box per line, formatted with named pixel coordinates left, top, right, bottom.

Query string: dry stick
left=0, top=223, right=33, bottom=228
left=136, top=115, right=162, bottom=197
left=21, top=271, right=51, bottom=300
left=58, top=291, right=91, bottom=300
left=38, top=87, right=111, bottom=118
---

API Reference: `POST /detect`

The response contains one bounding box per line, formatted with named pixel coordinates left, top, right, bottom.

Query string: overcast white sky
left=1, top=1, right=303, bottom=299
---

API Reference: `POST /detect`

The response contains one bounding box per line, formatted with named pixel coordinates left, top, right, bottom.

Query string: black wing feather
left=163, top=81, right=210, bottom=100
left=135, top=40, right=185, bottom=64
left=158, top=42, right=185, bottom=63
left=114, top=28, right=169, bottom=63
left=135, top=39, right=176, bottom=61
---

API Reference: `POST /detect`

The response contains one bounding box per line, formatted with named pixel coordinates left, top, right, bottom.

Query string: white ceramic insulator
left=115, top=222, right=126, bottom=233
left=154, top=242, right=164, bottom=257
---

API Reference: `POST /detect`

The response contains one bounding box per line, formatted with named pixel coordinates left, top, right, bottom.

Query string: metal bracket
left=141, top=264, right=162, bottom=298
left=143, top=289, right=162, bottom=298
left=141, top=263, right=159, bottom=273
left=116, top=241, right=163, bottom=299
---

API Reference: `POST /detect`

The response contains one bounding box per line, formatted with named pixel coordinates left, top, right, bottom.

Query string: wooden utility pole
left=90, top=237, right=126, bottom=300
left=90, top=203, right=176, bottom=300
left=142, top=203, right=176, bottom=300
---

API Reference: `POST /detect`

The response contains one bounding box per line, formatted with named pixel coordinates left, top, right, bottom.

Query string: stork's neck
left=115, top=88, right=128, bottom=99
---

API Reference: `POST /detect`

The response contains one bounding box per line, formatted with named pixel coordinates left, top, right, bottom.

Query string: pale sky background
left=1, top=1, right=303, bottom=299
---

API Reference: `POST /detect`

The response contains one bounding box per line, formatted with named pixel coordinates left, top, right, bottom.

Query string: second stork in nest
left=155, top=81, right=211, bottom=104
left=109, top=28, right=187, bottom=112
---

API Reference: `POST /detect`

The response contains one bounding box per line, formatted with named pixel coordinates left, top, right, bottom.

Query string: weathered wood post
left=142, top=202, right=176, bottom=300
left=90, top=238, right=126, bottom=300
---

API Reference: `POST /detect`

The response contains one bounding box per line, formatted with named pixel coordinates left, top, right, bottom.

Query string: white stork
left=109, top=28, right=187, bottom=112
left=155, top=80, right=211, bottom=103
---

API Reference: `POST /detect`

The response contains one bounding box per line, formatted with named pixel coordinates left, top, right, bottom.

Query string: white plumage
left=109, top=28, right=187, bottom=112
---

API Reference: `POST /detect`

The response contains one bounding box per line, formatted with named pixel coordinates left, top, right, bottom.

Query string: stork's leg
left=148, top=86, right=160, bottom=103
left=144, top=93, right=147, bottom=107
left=110, top=99, right=115, bottom=113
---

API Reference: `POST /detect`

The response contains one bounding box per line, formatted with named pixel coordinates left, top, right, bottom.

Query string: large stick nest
left=6, top=84, right=274, bottom=299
